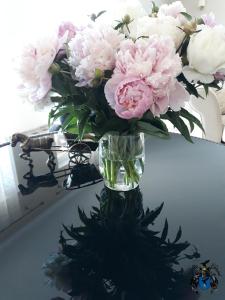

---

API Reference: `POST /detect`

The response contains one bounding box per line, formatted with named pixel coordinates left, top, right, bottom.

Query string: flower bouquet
left=16, top=1, right=225, bottom=190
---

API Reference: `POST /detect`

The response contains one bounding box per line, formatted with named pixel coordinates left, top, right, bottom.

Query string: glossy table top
left=0, top=134, right=225, bottom=300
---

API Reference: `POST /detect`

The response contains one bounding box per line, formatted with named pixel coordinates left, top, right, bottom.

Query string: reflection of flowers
left=42, top=253, right=72, bottom=292
left=44, top=187, right=200, bottom=300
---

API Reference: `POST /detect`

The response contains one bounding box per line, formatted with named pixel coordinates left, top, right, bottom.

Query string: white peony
left=16, top=35, right=65, bottom=102
left=135, top=16, right=185, bottom=49
left=158, top=1, right=187, bottom=24
left=184, top=25, right=225, bottom=83
left=96, top=0, right=147, bottom=37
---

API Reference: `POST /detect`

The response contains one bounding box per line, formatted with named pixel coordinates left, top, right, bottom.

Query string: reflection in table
left=0, top=134, right=225, bottom=299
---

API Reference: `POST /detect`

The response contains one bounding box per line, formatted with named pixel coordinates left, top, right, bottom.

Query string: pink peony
left=149, top=82, right=189, bottom=115
left=68, top=24, right=124, bottom=87
left=58, top=21, right=76, bottom=41
left=105, top=36, right=188, bottom=118
left=202, top=13, right=217, bottom=28
left=16, top=35, right=65, bottom=102
left=105, top=75, right=153, bottom=119
left=158, top=1, right=186, bottom=20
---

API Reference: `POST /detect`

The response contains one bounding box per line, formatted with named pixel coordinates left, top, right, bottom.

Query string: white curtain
left=0, top=139, right=21, bottom=232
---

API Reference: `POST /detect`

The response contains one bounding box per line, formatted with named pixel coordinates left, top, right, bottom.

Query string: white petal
left=183, top=66, right=214, bottom=84
left=217, top=67, right=225, bottom=74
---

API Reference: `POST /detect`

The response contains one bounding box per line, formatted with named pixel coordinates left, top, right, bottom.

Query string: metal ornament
left=68, top=143, right=92, bottom=166
left=64, top=142, right=102, bottom=190
left=9, top=132, right=102, bottom=193
left=11, top=133, right=56, bottom=171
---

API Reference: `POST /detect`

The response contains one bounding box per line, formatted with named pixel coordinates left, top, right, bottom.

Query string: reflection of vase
left=99, top=133, right=145, bottom=191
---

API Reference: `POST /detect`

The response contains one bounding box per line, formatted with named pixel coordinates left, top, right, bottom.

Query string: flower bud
left=183, top=21, right=197, bottom=35
left=91, top=69, right=104, bottom=87
left=122, top=14, right=131, bottom=25
left=95, top=68, right=104, bottom=79
left=49, top=63, right=61, bottom=74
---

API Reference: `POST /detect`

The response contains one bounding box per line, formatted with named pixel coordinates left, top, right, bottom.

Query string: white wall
left=139, top=0, right=163, bottom=12
left=166, top=0, right=225, bottom=25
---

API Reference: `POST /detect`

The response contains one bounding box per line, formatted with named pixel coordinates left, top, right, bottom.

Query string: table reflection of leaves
left=44, top=187, right=200, bottom=300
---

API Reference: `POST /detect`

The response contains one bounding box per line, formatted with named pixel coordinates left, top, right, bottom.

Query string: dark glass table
left=0, top=134, right=224, bottom=299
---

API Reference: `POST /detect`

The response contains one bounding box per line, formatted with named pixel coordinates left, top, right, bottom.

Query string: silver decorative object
left=11, top=133, right=56, bottom=170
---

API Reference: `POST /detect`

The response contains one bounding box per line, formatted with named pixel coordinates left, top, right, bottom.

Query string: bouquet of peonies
left=16, top=0, right=225, bottom=141
left=15, top=1, right=225, bottom=189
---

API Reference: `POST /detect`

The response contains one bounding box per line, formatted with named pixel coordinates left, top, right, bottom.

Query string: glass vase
left=99, top=133, right=145, bottom=191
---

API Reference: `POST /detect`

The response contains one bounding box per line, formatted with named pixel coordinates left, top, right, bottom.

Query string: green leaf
left=78, top=108, right=91, bottom=140
left=152, top=1, right=159, bottom=14
left=162, top=111, right=193, bottom=143
left=180, top=110, right=195, bottom=132
left=151, top=117, right=169, bottom=133
left=48, top=107, right=58, bottom=127
left=142, top=111, right=154, bottom=120
left=65, top=123, right=79, bottom=135
left=207, top=81, right=222, bottom=91
left=92, top=117, right=128, bottom=138
left=90, top=10, right=106, bottom=22
left=61, top=115, right=77, bottom=131
left=114, top=22, right=123, bottom=31
left=180, top=108, right=205, bottom=132
left=48, top=105, right=74, bottom=126
left=104, top=70, right=113, bottom=79
left=177, top=73, right=199, bottom=98
left=70, top=94, right=88, bottom=106
left=180, top=12, right=192, bottom=21
left=52, top=74, right=70, bottom=96
left=68, top=83, right=81, bottom=96
left=137, top=120, right=170, bottom=139
left=50, top=96, right=64, bottom=103
left=96, top=10, right=106, bottom=19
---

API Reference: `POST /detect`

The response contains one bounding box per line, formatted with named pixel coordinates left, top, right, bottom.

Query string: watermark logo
left=191, top=260, right=221, bottom=294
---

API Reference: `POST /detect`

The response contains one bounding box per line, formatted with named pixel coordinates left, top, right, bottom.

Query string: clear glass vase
left=99, top=133, right=145, bottom=191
